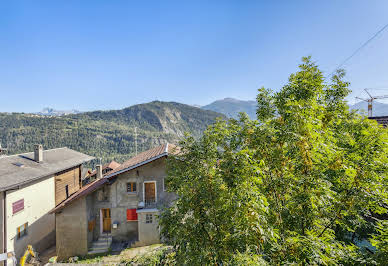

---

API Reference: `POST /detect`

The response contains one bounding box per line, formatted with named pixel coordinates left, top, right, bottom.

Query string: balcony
left=144, top=198, right=156, bottom=208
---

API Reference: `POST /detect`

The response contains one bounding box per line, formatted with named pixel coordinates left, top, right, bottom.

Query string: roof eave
left=0, top=157, right=95, bottom=192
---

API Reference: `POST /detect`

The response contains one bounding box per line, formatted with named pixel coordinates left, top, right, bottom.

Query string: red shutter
left=126, top=209, right=138, bottom=221
left=12, top=199, right=24, bottom=214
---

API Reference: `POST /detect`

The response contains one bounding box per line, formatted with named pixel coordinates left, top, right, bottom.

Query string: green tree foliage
left=161, top=57, right=388, bottom=265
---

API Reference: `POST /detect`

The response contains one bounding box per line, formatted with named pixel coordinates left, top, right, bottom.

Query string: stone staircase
left=88, top=233, right=112, bottom=255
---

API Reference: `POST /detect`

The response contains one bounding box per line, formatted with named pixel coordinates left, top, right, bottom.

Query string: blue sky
left=1, top=1, right=388, bottom=112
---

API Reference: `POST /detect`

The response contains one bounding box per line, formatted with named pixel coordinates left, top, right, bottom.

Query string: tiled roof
left=50, top=177, right=108, bottom=213
left=369, top=116, right=388, bottom=127
left=87, top=160, right=121, bottom=177
left=106, top=143, right=178, bottom=178
left=0, top=147, right=94, bottom=191
left=106, top=161, right=121, bottom=170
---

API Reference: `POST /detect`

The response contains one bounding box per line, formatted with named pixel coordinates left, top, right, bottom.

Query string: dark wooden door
left=102, top=208, right=111, bottom=232
left=145, top=182, right=156, bottom=204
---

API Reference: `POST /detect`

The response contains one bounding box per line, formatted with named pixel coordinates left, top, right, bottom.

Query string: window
left=145, top=214, right=153, bottom=224
left=16, top=223, right=28, bottom=239
left=127, top=182, right=136, bottom=193
left=126, top=209, right=138, bottom=221
left=163, top=178, right=167, bottom=192
left=12, top=199, right=24, bottom=214
left=98, top=187, right=109, bottom=201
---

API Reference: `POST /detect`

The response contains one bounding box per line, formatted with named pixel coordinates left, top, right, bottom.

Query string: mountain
left=349, top=101, right=388, bottom=117
left=36, top=107, right=82, bottom=116
left=201, top=98, right=257, bottom=119
left=202, top=97, right=388, bottom=119
left=0, top=101, right=225, bottom=164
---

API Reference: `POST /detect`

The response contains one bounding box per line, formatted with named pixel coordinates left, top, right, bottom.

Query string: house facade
left=51, top=144, right=178, bottom=260
left=0, top=145, right=94, bottom=265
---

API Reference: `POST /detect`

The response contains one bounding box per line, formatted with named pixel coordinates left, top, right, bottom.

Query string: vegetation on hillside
left=0, top=101, right=224, bottom=164
left=161, top=57, right=388, bottom=265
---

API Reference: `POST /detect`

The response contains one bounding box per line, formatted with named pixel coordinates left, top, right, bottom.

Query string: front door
left=102, top=208, right=111, bottom=233
left=144, top=182, right=156, bottom=206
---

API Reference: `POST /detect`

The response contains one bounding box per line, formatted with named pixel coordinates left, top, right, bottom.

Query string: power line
left=327, top=22, right=388, bottom=78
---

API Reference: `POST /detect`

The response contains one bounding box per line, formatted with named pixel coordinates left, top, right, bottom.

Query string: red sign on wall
left=12, top=199, right=24, bottom=214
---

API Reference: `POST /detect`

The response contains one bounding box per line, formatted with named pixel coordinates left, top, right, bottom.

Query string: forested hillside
left=0, top=101, right=224, bottom=164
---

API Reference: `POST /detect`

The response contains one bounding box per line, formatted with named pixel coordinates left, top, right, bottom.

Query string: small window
left=127, top=209, right=138, bottom=221
left=127, top=182, right=136, bottom=193
left=145, top=214, right=153, bottom=224
left=17, top=223, right=28, bottom=239
left=163, top=178, right=167, bottom=192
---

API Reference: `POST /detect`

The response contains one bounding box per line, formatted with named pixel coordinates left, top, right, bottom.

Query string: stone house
left=0, top=145, right=94, bottom=265
left=51, top=144, right=178, bottom=260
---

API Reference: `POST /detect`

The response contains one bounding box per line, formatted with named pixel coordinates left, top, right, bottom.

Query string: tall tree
left=160, top=57, right=388, bottom=265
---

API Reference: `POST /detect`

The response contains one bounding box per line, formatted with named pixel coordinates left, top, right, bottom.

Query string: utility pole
left=134, top=127, right=138, bottom=155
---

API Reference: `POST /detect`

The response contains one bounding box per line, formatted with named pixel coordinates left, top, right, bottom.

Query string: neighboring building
left=369, top=115, right=388, bottom=127
left=82, top=161, right=121, bottom=185
left=0, top=145, right=94, bottom=265
left=51, top=144, right=178, bottom=260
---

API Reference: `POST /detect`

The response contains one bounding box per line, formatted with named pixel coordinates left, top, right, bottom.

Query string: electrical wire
left=327, top=22, right=388, bottom=78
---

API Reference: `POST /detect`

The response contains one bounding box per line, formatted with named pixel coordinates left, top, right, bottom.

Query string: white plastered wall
left=5, top=176, right=55, bottom=263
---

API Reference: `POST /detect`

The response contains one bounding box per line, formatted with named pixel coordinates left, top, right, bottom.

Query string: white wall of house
left=0, top=191, right=4, bottom=254
left=5, top=176, right=55, bottom=263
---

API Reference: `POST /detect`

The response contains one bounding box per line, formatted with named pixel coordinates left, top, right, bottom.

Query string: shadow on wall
left=10, top=212, right=55, bottom=262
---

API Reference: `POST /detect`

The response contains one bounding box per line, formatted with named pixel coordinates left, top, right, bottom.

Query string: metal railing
left=144, top=198, right=156, bottom=208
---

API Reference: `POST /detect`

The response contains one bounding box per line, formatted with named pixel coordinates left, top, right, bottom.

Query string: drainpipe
left=2, top=191, right=6, bottom=254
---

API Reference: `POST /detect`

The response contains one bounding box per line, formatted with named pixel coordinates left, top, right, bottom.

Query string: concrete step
left=91, top=241, right=112, bottom=248
left=88, top=235, right=112, bottom=255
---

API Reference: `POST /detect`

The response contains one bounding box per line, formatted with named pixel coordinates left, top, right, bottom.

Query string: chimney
left=34, top=144, right=43, bottom=163
left=96, top=164, right=103, bottom=179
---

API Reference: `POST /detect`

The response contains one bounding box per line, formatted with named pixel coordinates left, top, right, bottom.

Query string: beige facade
left=0, top=192, right=4, bottom=255
left=136, top=210, right=160, bottom=246
left=5, top=176, right=56, bottom=264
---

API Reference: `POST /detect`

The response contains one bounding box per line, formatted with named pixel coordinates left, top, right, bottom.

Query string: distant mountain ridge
left=0, top=101, right=225, bottom=164
left=36, top=107, right=82, bottom=116
left=349, top=101, right=388, bottom=117
left=201, top=98, right=257, bottom=119
left=201, top=98, right=388, bottom=119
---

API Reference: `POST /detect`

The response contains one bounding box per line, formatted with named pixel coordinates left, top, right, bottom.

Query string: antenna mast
left=135, top=127, right=138, bottom=155
left=356, top=89, right=388, bottom=117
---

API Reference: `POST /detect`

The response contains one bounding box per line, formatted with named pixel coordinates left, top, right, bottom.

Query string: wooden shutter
left=126, top=209, right=138, bottom=221
left=12, top=199, right=24, bottom=214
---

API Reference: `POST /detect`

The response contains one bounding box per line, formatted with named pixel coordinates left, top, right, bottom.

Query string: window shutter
left=12, top=199, right=24, bottom=214
left=126, top=209, right=138, bottom=221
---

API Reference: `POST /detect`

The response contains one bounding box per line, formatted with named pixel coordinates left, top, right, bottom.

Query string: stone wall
left=54, top=155, right=178, bottom=258
left=56, top=198, right=88, bottom=260
left=88, top=157, right=176, bottom=243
